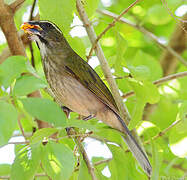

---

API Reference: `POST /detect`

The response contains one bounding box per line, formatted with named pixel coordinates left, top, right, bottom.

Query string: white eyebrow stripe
left=39, top=20, right=62, bottom=34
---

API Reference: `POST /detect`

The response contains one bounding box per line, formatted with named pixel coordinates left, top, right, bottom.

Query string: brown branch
left=67, top=128, right=97, bottom=180
left=122, top=71, right=187, bottom=99
left=77, top=139, right=97, bottom=180
left=163, top=160, right=187, bottom=172
left=76, top=0, right=147, bottom=159
left=0, top=0, right=26, bottom=56
left=97, top=10, right=187, bottom=67
left=9, top=0, right=25, bottom=14
left=144, top=119, right=181, bottom=145
left=76, top=0, right=130, bottom=124
left=94, top=158, right=112, bottom=166
left=154, top=71, right=187, bottom=85
left=87, top=0, right=140, bottom=60
left=0, top=14, right=39, bottom=64
left=160, top=13, right=187, bottom=75
left=0, top=1, right=48, bottom=130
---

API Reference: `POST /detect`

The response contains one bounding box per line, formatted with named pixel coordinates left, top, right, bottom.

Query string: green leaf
left=127, top=78, right=160, bottom=104
left=42, top=141, right=75, bottom=180
left=113, top=32, right=128, bottom=76
left=136, top=121, right=160, bottom=141
left=151, top=141, right=163, bottom=180
left=10, top=144, right=42, bottom=180
left=129, top=99, right=146, bottom=129
left=38, top=0, right=75, bottom=35
left=21, top=98, right=67, bottom=127
left=126, top=79, right=160, bottom=129
left=169, top=119, right=187, bottom=158
left=130, top=50, right=162, bottom=81
left=38, top=0, right=86, bottom=59
left=78, top=159, right=91, bottom=180
left=108, top=144, right=146, bottom=179
left=128, top=65, right=151, bottom=81
left=0, top=56, right=28, bottom=88
left=150, top=95, right=178, bottom=130
left=67, top=119, right=101, bottom=131
left=92, top=157, right=109, bottom=180
left=0, top=164, right=11, bottom=176
left=83, top=0, right=99, bottom=17
left=0, top=101, right=18, bottom=146
left=177, top=101, right=187, bottom=121
left=30, top=128, right=58, bottom=144
left=146, top=4, right=171, bottom=25
left=13, top=75, right=47, bottom=96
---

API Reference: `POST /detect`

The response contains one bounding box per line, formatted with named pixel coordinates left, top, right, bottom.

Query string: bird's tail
left=116, top=113, right=152, bottom=177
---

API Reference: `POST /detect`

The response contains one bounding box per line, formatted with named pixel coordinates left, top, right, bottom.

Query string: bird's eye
left=46, top=23, right=52, bottom=28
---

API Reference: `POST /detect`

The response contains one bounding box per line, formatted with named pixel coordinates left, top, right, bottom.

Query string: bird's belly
left=46, top=72, right=123, bottom=131
left=49, top=75, right=105, bottom=117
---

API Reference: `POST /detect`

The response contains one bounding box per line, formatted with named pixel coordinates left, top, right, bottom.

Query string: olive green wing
left=64, top=53, right=119, bottom=113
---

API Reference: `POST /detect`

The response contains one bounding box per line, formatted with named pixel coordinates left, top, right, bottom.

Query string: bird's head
left=21, top=21, right=63, bottom=47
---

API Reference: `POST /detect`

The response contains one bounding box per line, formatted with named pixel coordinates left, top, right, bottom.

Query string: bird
left=21, top=20, right=152, bottom=176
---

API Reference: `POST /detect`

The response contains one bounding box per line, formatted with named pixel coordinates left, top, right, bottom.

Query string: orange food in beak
left=21, top=22, right=42, bottom=33
left=21, top=23, right=34, bottom=32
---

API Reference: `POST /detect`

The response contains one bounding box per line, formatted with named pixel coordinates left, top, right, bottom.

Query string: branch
left=144, top=119, right=181, bottom=144
left=154, top=71, right=187, bottom=85
left=0, top=173, right=46, bottom=179
left=160, top=13, right=187, bottom=75
left=76, top=0, right=130, bottom=124
left=122, top=71, right=187, bottom=99
left=29, top=0, right=37, bottom=20
left=97, top=10, right=187, bottom=67
left=0, top=0, right=26, bottom=56
left=67, top=128, right=97, bottom=180
left=9, top=0, right=25, bottom=14
left=76, top=0, right=147, bottom=160
left=94, top=158, right=112, bottom=166
left=163, top=160, right=187, bottom=172
left=29, top=0, right=37, bottom=68
left=0, top=14, right=39, bottom=64
left=87, top=0, right=140, bottom=60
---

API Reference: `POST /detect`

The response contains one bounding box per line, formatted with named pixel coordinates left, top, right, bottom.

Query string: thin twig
left=122, top=71, right=187, bottom=99
left=9, top=0, right=25, bottom=14
left=29, top=0, right=37, bottom=21
left=17, top=118, right=26, bottom=139
left=87, top=0, right=140, bottom=60
left=28, top=0, right=37, bottom=68
left=0, top=141, right=29, bottom=148
left=154, top=71, right=187, bottom=85
left=144, top=120, right=181, bottom=144
left=163, top=160, right=187, bottom=172
left=97, top=9, right=187, bottom=67
left=74, top=157, right=113, bottom=171
left=94, top=158, right=112, bottom=166
left=1, top=132, right=93, bottom=148
left=0, top=173, right=47, bottom=179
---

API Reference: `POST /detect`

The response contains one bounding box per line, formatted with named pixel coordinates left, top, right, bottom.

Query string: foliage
left=0, top=0, right=187, bottom=179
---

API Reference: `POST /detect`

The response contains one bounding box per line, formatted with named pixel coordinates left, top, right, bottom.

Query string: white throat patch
left=31, top=35, right=48, bottom=58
